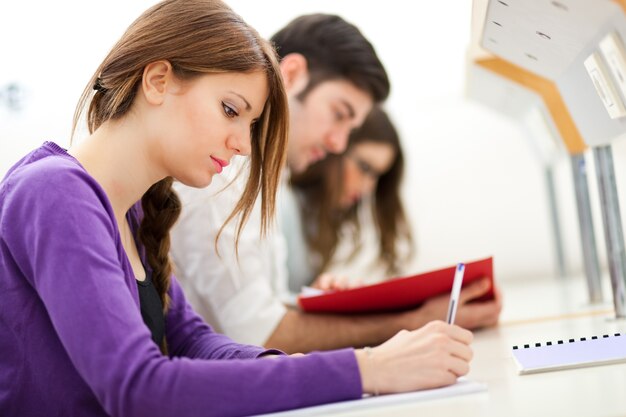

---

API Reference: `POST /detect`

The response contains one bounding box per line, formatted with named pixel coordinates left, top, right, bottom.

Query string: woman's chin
left=178, top=174, right=214, bottom=189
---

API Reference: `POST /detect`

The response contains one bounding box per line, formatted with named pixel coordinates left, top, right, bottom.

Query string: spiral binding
left=512, top=333, right=622, bottom=350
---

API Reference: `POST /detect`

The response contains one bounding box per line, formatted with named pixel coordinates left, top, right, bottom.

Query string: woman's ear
left=141, top=60, right=174, bottom=105
left=279, top=53, right=310, bottom=97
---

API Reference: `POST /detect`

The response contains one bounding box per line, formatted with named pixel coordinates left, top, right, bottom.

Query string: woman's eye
left=334, top=111, right=346, bottom=122
left=222, top=102, right=238, bottom=118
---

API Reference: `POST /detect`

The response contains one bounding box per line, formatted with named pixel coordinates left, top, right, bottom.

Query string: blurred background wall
left=3, top=0, right=623, bottom=280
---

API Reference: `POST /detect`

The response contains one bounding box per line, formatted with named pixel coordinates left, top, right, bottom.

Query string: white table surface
left=258, top=273, right=626, bottom=417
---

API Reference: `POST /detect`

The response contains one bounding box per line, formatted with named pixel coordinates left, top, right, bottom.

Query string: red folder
left=298, top=257, right=494, bottom=314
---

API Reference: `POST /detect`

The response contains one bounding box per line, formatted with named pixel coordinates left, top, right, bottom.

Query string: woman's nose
left=228, top=126, right=252, bottom=156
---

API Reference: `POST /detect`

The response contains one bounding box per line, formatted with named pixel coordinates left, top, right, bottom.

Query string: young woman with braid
left=286, top=107, right=414, bottom=291
left=0, top=1, right=474, bottom=416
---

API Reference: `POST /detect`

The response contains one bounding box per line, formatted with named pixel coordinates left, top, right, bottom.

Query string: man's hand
left=407, top=278, right=503, bottom=330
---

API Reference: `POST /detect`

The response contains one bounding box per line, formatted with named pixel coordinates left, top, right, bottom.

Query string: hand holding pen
left=356, top=263, right=474, bottom=395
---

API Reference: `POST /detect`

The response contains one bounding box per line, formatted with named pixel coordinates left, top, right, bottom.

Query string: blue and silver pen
left=446, top=263, right=465, bottom=324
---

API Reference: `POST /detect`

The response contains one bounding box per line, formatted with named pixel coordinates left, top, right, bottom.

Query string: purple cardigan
left=0, top=142, right=362, bottom=417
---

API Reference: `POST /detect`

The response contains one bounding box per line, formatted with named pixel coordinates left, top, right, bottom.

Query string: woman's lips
left=210, top=156, right=228, bottom=174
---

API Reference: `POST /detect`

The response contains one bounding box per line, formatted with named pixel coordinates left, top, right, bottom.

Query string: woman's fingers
left=446, top=355, right=471, bottom=377
left=313, top=273, right=355, bottom=290
left=446, top=338, right=474, bottom=362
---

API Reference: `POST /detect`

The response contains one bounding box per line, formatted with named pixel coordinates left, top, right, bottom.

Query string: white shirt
left=324, top=198, right=391, bottom=284
left=279, top=184, right=317, bottom=294
left=170, top=159, right=288, bottom=346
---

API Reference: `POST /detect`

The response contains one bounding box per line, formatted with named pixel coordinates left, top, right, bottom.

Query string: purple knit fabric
left=0, top=142, right=362, bottom=417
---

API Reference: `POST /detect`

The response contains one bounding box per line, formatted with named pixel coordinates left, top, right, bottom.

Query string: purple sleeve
left=166, top=274, right=282, bottom=359
left=3, top=164, right=362, bottom=417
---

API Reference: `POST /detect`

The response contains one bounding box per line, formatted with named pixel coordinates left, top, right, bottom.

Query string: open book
left=298, top=257, right=494, bottom=314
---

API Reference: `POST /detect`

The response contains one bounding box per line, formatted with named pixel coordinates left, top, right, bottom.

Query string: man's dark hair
left=271, top=14, right=390, bottom=102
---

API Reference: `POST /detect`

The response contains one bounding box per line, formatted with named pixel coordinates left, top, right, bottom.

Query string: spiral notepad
left=511, top=332, right=626, bottom=375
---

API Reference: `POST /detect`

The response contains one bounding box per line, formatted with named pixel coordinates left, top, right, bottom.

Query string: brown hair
left=291, top=107, right=413, bottom=277
left=72, top=0, right=288, bottom=349
left=270, top=14, right=390, bottom=103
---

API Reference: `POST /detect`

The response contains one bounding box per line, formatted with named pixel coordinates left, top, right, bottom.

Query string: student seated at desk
left=0, top=1, right=474, bottom=416
left=285, top=107, right=502, bottom=328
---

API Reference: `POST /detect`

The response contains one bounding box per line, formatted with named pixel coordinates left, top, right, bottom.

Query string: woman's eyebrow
left=338, top=99, right=356, bottom=118
left=228, top=91, right=252, bottom=111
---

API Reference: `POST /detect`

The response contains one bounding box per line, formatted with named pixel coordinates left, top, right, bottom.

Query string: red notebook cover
left=298, top=257, right=494, bottom=314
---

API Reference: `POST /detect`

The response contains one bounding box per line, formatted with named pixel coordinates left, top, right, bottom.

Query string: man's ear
left=141, top=60, right=174, bottom=105
left=279, top=53, right=310, bottom=96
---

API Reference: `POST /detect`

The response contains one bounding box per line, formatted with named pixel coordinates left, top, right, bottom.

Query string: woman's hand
left=355, top=321, right=473, bottom=395
left=311, top=272, right=363, bottom=291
